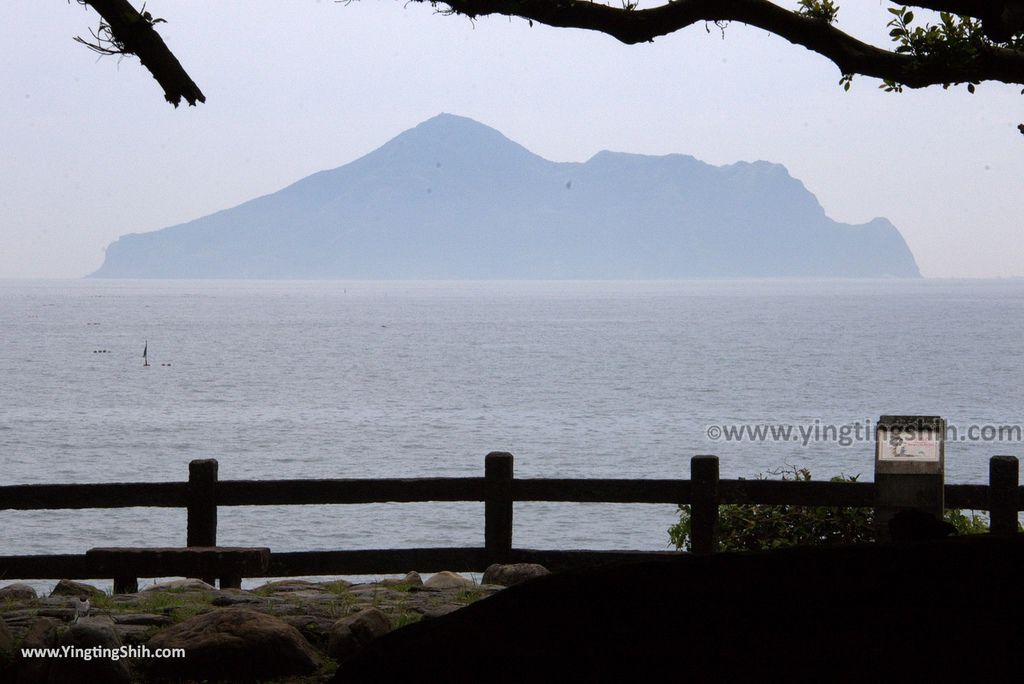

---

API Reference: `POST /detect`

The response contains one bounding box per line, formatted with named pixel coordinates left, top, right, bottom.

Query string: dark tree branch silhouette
left=75, top=0, right=204, bottom=106
left=71, top=0, right=1024, bottom=107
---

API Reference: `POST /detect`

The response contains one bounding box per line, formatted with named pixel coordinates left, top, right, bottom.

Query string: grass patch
left=88, top=593, right=126, bottom=611
left=382, top=582, right=416, bottom=593
left=392, top=609, right=422, bottom=629
left=456, top=589, right=487, bottom=603
left=134, top=591, right=215, bottom=622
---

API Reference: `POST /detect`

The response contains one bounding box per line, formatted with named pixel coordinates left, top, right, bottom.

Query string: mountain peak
left=366, top=113, right=544, bottom=175
left=391, top=113, right=520, bottom=146
left=90, top=115, right=920, bottom=279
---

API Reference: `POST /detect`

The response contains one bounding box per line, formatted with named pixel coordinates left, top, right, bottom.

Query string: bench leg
left=220, top=573, right=242, bottom=590
left=114, top=576, right=138, bottom=594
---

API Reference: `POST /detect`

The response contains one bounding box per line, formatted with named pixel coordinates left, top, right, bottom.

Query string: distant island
left=91, top=114, right=920, bottom=279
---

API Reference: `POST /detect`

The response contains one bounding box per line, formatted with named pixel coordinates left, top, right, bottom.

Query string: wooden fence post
left=989, top=455, right=1019, bottom=535
left=187, top=459, right=218, bottom=546
left=188, top=459, right=218, bottom=585
left=691, top=455, right=719, bottom=554
left=485, top=452, right=514, bottom=564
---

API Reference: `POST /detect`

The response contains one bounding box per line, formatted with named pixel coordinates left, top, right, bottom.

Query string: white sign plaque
left=877, top=429, right=941, bottom=462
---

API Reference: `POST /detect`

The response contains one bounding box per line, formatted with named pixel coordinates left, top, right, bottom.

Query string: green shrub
left=668, top=466, right=992, bottom=551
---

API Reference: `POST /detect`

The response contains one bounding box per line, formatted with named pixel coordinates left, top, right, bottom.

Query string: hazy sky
left=2, top=1, right=1022, bottom=278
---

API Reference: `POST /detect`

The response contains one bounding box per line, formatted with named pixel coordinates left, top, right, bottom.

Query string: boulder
left=252, top=579, right=345, bottom=601
left=282, top=614, right=337, bottom=651
left=0, top=583, right=38, bottom=601
left=482, top=563, right=550, bottom=587
left=21, top=617, right=60, bottom=647
left=423, top=572, right=476, bottom=590
left=380, top=571, right=422, bottom=588
left=0, top=618, right=14, bottom=673
left=48, top=580, right=103, bottom=599
left=141, top=578, right=215, bottom=593
left=327, top=608, right=392, bottom=663
left=14, top=617, right=60, bottom=684
left=109, top=613, right=172, bottom=627
left=211, top=593, right=266, bottom=607
left=420, top=605, right=462, bottom=621
left=47, top=617, right=131, bottom=684
left=333, top=535, right=1024, bottom=683
left=145, top=607, right=320, bottom=681
left=253, top=579, right=324, bottom=594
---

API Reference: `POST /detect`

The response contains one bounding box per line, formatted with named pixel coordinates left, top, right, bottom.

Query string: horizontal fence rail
left=0, top=482, right=189, bottom=510
left=0, top=453, right=1020, bottom=586
left=216, top=478, right=488, bottom=506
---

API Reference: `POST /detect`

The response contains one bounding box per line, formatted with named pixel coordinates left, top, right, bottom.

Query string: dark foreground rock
left=0, top=617, right=14, bottom=677
left=0, top=573, right=502, bottom=683
left=49, top=580, right=104, bottom=599
left=14, top=617, right=60, bottom=684
left=334, top=536, right=1024, bottom=683
left=327, top=608, right=392, bottom=663
left=48, top=618, right=131, bottom=684
left=482, top=563, right=550, bottom=587
left=144, top=607, right=321, bottom=681
left=0, top=584, right=37, bottom=601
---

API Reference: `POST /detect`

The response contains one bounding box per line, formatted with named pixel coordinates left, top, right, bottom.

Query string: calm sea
left=2, top=279, right=1022, bottom=585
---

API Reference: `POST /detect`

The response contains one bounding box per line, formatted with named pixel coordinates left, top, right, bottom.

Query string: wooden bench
left=86, top=546, right=271, bottom=593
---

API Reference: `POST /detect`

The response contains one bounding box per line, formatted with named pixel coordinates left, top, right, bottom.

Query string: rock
left=482, top=563, right=551, bottom=587
left=0, top=583, right=38, bottom=601
left=14, top=617, right=60, bottom=684
left=0, top=608, right=39, bottom=630
left=253, top=579, right=323, bottom=593
left=47, top=617, right=131, bottom=684
left=22, top=617, right=60, bottom=648
left=108, top=613, right=171, bottom=646
left=282, top=614, right=337, bottom=651
left=252, top=579, right=340, bottom=601
left=48, top=580, right=103, bottom=599
left=333, top=536, right=1024, bottom=683
left=420, top=604, right=462, bottom=621
left=423, top=572, right=476, bottom=590
left=109, top=613, right=172, bottom=627
left=111, top=623, right=157, bottom=646
left=211, top=593, right=266, bottom=607
left=34, top=608, right=75, bottom=622
left=380, top=571, right=422, bottom=588
left=13, top=619, right=56, bottom=684
left=327, top=608, right=392, bottom=663
left=141, top=578, right=215, bottom=592
left=145, top=607, right=320, bottom=681
left=0, top=618, right=14, bottom=670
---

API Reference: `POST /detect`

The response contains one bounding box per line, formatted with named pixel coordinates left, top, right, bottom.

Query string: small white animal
left=71, top=596, right=91, bottom=623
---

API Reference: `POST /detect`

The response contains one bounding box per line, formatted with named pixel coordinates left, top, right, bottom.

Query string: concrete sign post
left=874, top=415, right=945, bottom=541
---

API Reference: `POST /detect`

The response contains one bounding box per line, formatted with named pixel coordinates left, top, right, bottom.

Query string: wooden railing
left=0, top=454, right=1020, bottom=584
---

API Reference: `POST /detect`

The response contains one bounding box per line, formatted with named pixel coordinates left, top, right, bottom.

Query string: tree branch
left=426, top=0, right=1024, bottom=88
left=910, top=0, right=1024, bottom=41
left=79, top=0, right=204, bottom=106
